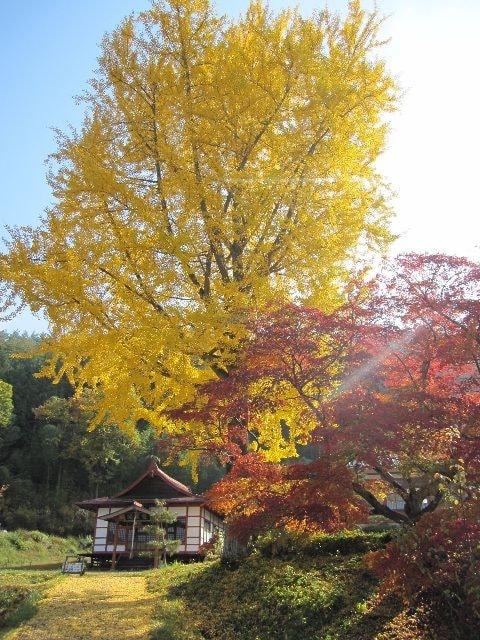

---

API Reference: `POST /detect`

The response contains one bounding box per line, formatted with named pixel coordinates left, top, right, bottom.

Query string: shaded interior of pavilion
left=102, top=502, right=186, bottom=569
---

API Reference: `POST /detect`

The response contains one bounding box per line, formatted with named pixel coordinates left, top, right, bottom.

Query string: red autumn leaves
left=176, top=254, right=480, bottom=536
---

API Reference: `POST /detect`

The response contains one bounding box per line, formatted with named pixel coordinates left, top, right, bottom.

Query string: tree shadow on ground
left=149, top=556, right=416, bottom=640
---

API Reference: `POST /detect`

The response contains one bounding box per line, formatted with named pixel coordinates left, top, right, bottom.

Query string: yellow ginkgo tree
left=0, top=0, right=397, bottom=445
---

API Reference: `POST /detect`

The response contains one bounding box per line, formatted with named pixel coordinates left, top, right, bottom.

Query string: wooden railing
left=107, top=524, right=185, bottom=553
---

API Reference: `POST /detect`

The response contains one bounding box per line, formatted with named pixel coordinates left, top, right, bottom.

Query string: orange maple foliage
left=206, top=453, right=367, bottom=542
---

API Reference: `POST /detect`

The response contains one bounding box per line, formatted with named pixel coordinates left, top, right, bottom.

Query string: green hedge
left=254, top=529, right=394, bottom=558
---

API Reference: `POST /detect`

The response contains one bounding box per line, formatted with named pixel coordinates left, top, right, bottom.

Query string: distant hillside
left=0, top=529, right=82, bottom=568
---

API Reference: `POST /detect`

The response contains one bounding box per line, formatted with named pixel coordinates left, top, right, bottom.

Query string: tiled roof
left=74, top=458, right=221, bottom=514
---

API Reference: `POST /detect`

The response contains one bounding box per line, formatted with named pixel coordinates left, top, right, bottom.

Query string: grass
left=146, top=563, right=206, bottom=640
left=0, top=569, right=62, bottom=637
left=0, top=530, right=84, bottom=569
left=0, top=530, right=86, bottom=637
left=146, top=555, right=433, bottom=640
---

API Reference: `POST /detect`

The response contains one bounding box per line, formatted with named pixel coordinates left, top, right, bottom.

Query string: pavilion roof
left=101, top=503, right=152, bottom=524
left=114, top=458, right=193, bottom=498
left=74, top=458, right=223, bottom=515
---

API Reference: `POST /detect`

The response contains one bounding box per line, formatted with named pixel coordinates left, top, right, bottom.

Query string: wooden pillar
left=129, top=512, right=137, bottom=560
left=111, top=518, right=119, bottom=571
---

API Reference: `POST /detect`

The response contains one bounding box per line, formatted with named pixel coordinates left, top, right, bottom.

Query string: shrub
left=28, top=531, right=49, bottom=545
left=76, top=535, right=93, bottom=551
left=255, top=529, right=393, bottom=559
left=7, top=532, right=29, bottom=551
left=198, top=532, right=224, bottom=561
left=365, top=505, right=480, bottom=639
left=0, top=529, right=83, bottom=567
left=0, top=586, right=30, bottom=627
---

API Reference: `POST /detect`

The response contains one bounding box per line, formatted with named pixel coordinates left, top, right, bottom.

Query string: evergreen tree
left=144, top=500, right=181, bottom=568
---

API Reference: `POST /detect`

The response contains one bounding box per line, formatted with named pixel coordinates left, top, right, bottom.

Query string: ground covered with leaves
left=0, top=530, right=86, bottom=637
left=0, top=570, right=60, bottom=636
left=4, top=572, right=155, bottom=640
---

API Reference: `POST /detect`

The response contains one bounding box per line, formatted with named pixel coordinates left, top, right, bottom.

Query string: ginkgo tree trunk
left=0, top=0, right=397, bottom=440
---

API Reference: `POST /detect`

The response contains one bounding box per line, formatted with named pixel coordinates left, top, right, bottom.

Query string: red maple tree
left=337, top=253, right=480, bottom=523
left=171, top=254, right=480, bottom=530
left=168, top=296, right=372, bottom=464
left=205, top=453, right=367, bottom=542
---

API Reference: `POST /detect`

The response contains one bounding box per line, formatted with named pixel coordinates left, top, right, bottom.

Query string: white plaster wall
left=92, top=504, right=222, bottom=554
left=93, top=507, right=112, bottom=551
left=188, top=525, right=201, bottom=535
left=200, top=508, right=225, bottom=544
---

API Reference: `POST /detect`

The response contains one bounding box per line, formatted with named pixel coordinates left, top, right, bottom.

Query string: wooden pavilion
left=76, top=459, right=223, bottom=568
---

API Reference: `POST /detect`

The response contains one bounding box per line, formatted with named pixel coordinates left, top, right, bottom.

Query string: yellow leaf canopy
left=1, top=0, right=397, bottom=438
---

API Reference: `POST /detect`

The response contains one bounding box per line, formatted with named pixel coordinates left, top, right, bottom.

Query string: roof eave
left=113, top=459, right=193, bottom=498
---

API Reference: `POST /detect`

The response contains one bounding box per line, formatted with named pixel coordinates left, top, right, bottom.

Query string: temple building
left=76, top=459, right=223, bottom=568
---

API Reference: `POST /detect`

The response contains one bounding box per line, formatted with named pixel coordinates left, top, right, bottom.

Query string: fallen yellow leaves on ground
left=9, top=572, right=156, bottom=640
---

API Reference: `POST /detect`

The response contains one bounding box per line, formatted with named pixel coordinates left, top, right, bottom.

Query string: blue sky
left=1, top=0, right=479, bottom=332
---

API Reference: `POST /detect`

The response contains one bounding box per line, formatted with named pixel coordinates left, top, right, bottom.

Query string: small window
left=136, top=531, right=156, bottom=543
left=386, top=494, right=405, bottom=510
left=106, top=522, right=127, bottom=544
left=167, top=516, right=186, bottom=543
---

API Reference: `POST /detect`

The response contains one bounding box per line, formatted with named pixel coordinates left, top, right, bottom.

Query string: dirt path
left=9, top=572, right=156, bottom=640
